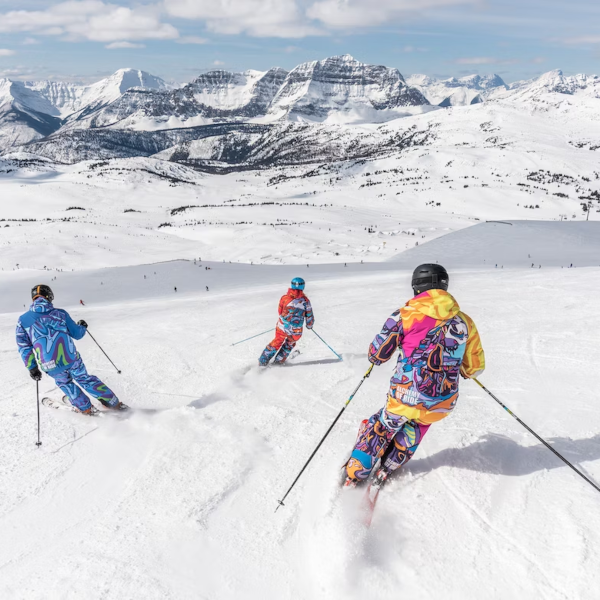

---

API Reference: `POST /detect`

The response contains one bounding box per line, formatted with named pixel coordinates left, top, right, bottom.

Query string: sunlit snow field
left=1, top=230, right=600, bottom=598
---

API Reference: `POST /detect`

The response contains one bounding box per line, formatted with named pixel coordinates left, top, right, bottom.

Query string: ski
left=360, top=469, right=389, bottom=527
left=257, top=349, right=301, bottom=370
left=42, top=396, right=99, bottom=416
left=42, top=396, right=129, bottom=417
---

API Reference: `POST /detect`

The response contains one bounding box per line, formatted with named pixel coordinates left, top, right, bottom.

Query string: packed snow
left=1, top=223, right=599, bottom=599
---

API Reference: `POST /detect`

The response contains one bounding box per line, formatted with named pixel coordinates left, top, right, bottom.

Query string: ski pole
left=276, top=364, right=374, bottom=511
left=474, top=378, right=600, bottom=495
left=87, top=331, right=122, bottom=374
left=311, top=329, right=342, bottom=360
left=231, top=328, right=272, bottom=347
left=35, top=380, right=42, bottom=448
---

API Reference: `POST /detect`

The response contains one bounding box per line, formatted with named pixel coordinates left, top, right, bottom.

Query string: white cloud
left=306, top=0, right=477, bottom=29
left=562, top=36, right=600, bottom=45
left=0, top=1, right=179, bottom=43
left=213, top=59, right=225, bottom=66
left=0, top=66, right=36, bottom=79
left=163, top=0, right=323, bottom=38
left=106, top=41, right=145, bottom=49
left=22, top=37, right=41, bottom=45
left=0, top=48, right=16, bottom=56
left=403, top=45, right=428, bottom=53
left=176, top=36, right=208, bottom=44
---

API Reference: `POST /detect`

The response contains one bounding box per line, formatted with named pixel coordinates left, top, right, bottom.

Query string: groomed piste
left=1, top=221, right=599, bottom=599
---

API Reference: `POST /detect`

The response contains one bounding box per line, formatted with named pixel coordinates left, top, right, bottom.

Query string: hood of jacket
left=30, top=297, right=53, bottom=314
left=407, top=289, right=460, bottom=320
left=287, top=288, right=305, bottom=299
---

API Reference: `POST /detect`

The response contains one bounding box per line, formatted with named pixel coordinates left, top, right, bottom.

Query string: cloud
left=0, top=66, right=36, bottom=79
left=0, top=1, right=179, bottom=43
left=163, top=0, right=323, bottom=38
left=402, top=45, right=428, bottom=53
left=284, top=45, right=301, bottom=53
left=0, top=48, right=16, bottom=56
left=307, top=0, right=477, bottom=29
left=106, top=41, right=145, bottom=49
left=213, top=59, right=225, bottom=66
left=561, top=36, right=600, bottom=45
left=176, top=36, right=208, bottom=44
left=22, top=37, right=41, bottom=45
left=454, top=56, right=519, bottom=65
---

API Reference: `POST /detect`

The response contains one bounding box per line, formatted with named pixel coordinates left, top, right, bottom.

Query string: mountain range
left=1, top=55, right=599, bottom=170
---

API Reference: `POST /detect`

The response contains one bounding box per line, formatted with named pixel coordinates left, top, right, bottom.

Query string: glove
left=77, top=320, right=88, bottom=328
left=29, top=366, right=42, bottom=381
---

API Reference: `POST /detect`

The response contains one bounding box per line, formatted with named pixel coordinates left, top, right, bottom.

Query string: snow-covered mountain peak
left=108, top=68, right=170, bottom=95
left=407, top=72, right=507, bottom=106
left=82, top=68, right=169, bottom=107
left=267, top=55, right=427, bottom=121
left=500, top=69, right=600, bottom=101
left=457, top=74, right=507, bottom=90
left=187, top=67, right=288, bottom=112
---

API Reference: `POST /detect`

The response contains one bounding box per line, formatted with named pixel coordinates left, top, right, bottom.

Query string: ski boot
left=342, top=476, right=359, bottom=489
left=370, top=467, right=390, bottom=491
left=62, top=395, right=100, bottom=416
left=99, top=399, right=130, bottom=411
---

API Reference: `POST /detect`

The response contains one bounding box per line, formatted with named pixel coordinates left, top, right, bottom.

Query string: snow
left=406, top=73, right=507, bottom=107
left=1, top=62, right=600, bottom=597
left=1, top=224, right=600, bottom=598
left=190, top=70, right=268, bottom=110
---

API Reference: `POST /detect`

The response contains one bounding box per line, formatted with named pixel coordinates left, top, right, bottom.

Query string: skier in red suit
left=259, top=278, right=314, bottom=366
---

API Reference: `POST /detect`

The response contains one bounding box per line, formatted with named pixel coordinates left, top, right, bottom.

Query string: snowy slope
left=390, top=220, right=600, bottom=268
left=500, top=69, right=600, bottom=101
left=0, top=80, right=62, bottom=151
left=3, top=85, right=600, bottom=270
left=1, top=243, right=599, bottom=599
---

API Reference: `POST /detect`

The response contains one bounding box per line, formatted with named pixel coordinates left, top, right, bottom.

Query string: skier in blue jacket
left=16, top=285, right=127, bottom=415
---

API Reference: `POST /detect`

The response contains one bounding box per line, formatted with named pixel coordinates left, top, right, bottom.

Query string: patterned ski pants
left=346, top=407, right=431, bottom=480
left=51, top=357, right=118, bottom=411
left=259, top=329, right=300, bottom=366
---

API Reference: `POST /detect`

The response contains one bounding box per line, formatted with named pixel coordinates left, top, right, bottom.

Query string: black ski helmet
left=32, top=284, right=54, bottom=303
left=411, top=264, right=449, bottom=295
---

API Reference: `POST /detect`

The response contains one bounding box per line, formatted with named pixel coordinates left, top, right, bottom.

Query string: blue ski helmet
left=291, top=277, right=305, bottom=290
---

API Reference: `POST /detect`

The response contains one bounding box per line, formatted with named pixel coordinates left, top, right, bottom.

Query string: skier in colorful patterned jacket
left=259, top=278, right=315, bottom=366
left=344, top=264, right=485, bottom=487
left=16, top=285, right=127, bottom=415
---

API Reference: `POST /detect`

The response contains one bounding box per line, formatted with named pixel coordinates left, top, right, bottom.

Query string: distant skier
left=344, top=264, right=485, bottom=488
left=174, top=287, right=178, bottom=292
left=206, top=286, right=209, bottom=292
left=79, top=299, right=85, bottom=306
left=259, top=278, right=314, bottom=366
left=16, top=285, right=127, bottom=415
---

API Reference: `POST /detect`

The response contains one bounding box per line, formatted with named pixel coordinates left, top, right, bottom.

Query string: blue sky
left=0, top=0, right=599, bottom=84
